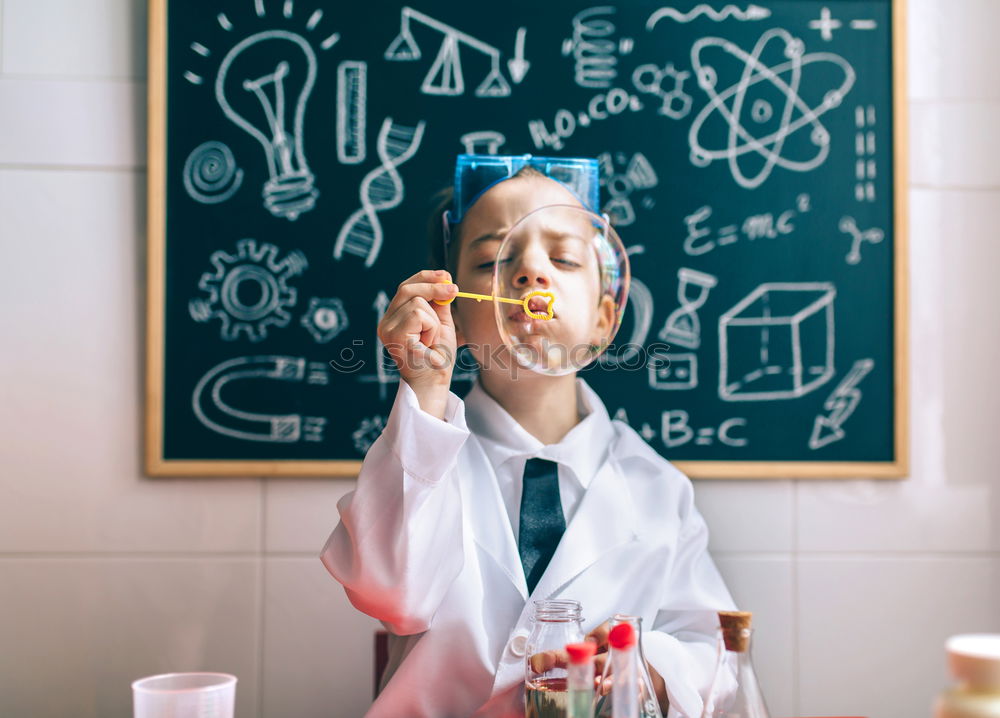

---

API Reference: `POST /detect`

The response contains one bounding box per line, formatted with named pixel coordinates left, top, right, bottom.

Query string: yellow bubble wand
left=433, top=283, right=555, bottom=320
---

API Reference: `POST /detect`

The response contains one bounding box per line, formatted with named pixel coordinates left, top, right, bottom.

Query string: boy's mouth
left=508, top=292, right=556, bottom=320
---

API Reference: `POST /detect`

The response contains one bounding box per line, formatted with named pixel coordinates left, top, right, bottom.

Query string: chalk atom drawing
left=809, top=358, right=874, bottom=449
left=385, top=7, right=515, bottom=97
left=192, top=355, right=327, bottom=443
left=334, top=117, right=427, bottom=268
left=719, top=282, right=836, bottom=401
left=183, top=141, right=244, bottom=204
left=189, top=238, right=308, bottom=342
left=688, top=28, right=856, bottom=189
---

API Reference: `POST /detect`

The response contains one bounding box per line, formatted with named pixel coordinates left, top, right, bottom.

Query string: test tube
left=565, top=641, right=597, bottom=718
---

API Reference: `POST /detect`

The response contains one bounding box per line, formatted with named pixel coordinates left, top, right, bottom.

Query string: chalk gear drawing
left=189, top=238, right=308, bottom=342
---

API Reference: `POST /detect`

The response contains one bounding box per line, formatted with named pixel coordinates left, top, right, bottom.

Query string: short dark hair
left=425, top=165, right=548, bottom=273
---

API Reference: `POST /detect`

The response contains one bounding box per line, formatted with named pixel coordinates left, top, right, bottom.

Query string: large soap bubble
left=491, top=205, right=630, bottom=376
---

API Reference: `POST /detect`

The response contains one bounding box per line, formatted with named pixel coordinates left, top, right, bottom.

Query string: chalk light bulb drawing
left=216, top=30, right=319, bottom=221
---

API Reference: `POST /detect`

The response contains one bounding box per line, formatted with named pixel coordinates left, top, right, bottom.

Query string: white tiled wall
left=1, top=1, right=997, bottom=717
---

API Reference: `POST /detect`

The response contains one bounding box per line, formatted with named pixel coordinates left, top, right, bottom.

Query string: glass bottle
left=525, top=599, right=586, bottom=718
left=703, top=611, right=771, bottom=718
left=594, top=615, right=664, bottom=718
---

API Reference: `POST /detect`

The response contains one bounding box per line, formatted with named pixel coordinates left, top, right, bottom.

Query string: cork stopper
left=718, top=611, right=752, bottom=653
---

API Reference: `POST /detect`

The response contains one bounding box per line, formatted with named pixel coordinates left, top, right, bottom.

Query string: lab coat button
left=509, top=633, right=528, bottom=657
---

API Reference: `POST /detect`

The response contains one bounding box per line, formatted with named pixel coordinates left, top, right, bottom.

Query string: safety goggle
left=442, top=154, right=601, bottom=256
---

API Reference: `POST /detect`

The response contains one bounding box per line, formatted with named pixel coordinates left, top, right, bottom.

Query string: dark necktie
left=518, top=458, right=566, bottom=594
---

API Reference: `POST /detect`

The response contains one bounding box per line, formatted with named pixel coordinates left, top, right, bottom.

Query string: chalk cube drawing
left=718, top=282, right=836, bottom=401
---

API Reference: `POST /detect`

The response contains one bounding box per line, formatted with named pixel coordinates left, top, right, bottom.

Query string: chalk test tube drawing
left=632, top=62, right=693, bottom=120
left=600, top=245, right=652, bottom=368
left=183, top=141, right=244, bottom=204
left=561, top=6, right=634, bottom=89
left=300, top=297, right=349, bottom=343
left=648, top=349, right=699, bottom=390
left=460, top=130, right=506, bottom=155
left=854, top=104, right=877, bottom=201
left=719, top=282, right=836, bottom=401
left=189, top=238, right=308, bottom=342
left=192, top=355, right=328, bottom=443
left=838, top=216, right=884, bottom=265
left=646, top=4, right=771, bottom=29
left=598, top=151, right=659, bottom=227
left=212, top=30, right=323, bottom=220
left=809, top=358, right=874, bottom=449
left=337, top=61, right=367, bottom=165
left=688, top=29, right=856, bottom=189
left=334, top=117, right=427, bottom=268
left=384, top=7, right=520, bottom=97
left=660, top=267, right=719, bottom=350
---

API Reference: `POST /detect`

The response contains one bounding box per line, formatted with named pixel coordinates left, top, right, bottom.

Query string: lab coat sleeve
left=320, top=379, right=470, bottom=635
left=642, top=473, right=737, bottom=718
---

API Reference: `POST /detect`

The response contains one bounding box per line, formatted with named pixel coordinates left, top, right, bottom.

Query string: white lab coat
left=321, top=377, right=736, bottom=718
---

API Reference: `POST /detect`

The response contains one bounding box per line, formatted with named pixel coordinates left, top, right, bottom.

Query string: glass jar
left=525, top=599, right=586, bottom=718
left=594, top=615, right=664, bottom=718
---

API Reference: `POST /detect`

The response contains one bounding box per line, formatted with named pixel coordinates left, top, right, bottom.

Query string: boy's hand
left=377, top=269, right=459, bottom=419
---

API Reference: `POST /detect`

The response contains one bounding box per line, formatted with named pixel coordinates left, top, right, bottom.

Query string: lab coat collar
left=463, top=375, right=615, bottom=490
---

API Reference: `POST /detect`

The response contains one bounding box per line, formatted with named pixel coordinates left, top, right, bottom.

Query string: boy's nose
left=511, top=246, right=552, bottom=289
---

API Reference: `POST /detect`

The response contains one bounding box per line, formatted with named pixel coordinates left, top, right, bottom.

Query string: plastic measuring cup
left=132, top=672, right=237, bottom=718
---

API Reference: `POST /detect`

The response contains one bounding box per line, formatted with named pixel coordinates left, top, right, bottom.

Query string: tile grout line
left=258, top=479, right=267, bottom=718
left=791, top=480, right=800, bottom=717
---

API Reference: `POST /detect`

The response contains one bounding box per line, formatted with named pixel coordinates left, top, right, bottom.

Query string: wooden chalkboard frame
left=146, top=0, right=908, bottom=479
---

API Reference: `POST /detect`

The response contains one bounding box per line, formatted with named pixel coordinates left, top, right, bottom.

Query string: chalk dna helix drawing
left=189, top=238, right=308, bottom=342
left=183, top=141, right=244, bottom=204
left=687, top=28, right=856, bottom=189
left=334, top=117, right=427, bottom=268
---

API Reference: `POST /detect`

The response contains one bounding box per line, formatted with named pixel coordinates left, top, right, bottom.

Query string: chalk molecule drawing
left=189, top=238, right=308, bottom=342
left=182, top=141, right=244, bottom=204
left=687, top=28, right=856, bottom=189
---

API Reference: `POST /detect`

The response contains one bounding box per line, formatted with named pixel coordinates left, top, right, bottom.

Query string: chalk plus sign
left=809, top=7, right=842, bottom=41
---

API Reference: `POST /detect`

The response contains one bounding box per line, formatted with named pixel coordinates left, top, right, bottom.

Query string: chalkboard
left=146, top=0, right=908, bottom=477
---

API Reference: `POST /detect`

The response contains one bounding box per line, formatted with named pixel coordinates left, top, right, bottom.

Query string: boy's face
left=452, top=175, right=617, bottom=377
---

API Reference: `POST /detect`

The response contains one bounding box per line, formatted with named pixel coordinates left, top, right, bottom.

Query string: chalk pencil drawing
left=192, top=355, right=327, bottom=443
left=334, top=117, right=426, bottom=268
left=688, top=28, right=856, bottom=189
left=182, top=141, right=244, bottom=204
left=189, top=238, right=307, bottom=342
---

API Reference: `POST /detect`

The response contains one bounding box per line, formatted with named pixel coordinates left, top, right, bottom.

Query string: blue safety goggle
left=442, top=154, right=601, bottom=255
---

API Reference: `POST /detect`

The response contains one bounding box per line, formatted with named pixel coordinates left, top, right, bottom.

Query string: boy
left=321, top=155, right=735, bottom=717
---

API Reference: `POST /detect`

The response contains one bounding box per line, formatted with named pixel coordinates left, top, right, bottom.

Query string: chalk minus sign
left=850, top=19, right=878, bottom=30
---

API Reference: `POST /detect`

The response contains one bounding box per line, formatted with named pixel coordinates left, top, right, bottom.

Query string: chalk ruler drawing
left=189, top=238, right=307, bottom=342
left=688, top=28, right=856, bottom=189
left=183, top=141, right=244, bottom=204
left=719, top=282, right=836, bottom=401
left=192, top=355, right=328, bottom=443
left=334, top=117, right=427, bottom=267
left=809, top=358, right=874, bottom=449
left=838, top=216, right=884, bottom=265
left=632, top=62, right=693, bottom=120
left=647, top=4, right=771, bottom=29
left=337, top=61, right=367, bottom=165
left=384, top=7, right=518, bottom=97
left=598, top=151, right=659, bottom=227
left=561, top=6, right=634, bottom=89
left=854, top=104, right=877, bottom=201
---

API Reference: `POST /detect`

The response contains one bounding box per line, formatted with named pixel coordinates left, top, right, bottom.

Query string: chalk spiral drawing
left=192, top=355, right=328, bottom=443
left=189, top=238, right=308, bottom=342
left=688, top=28, right=856, bottom=189
left=182, top=141, right=244, bottom=204
left=334, top=117, right=427, bottom=268
left=561, top=6, right=634, bottom=89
